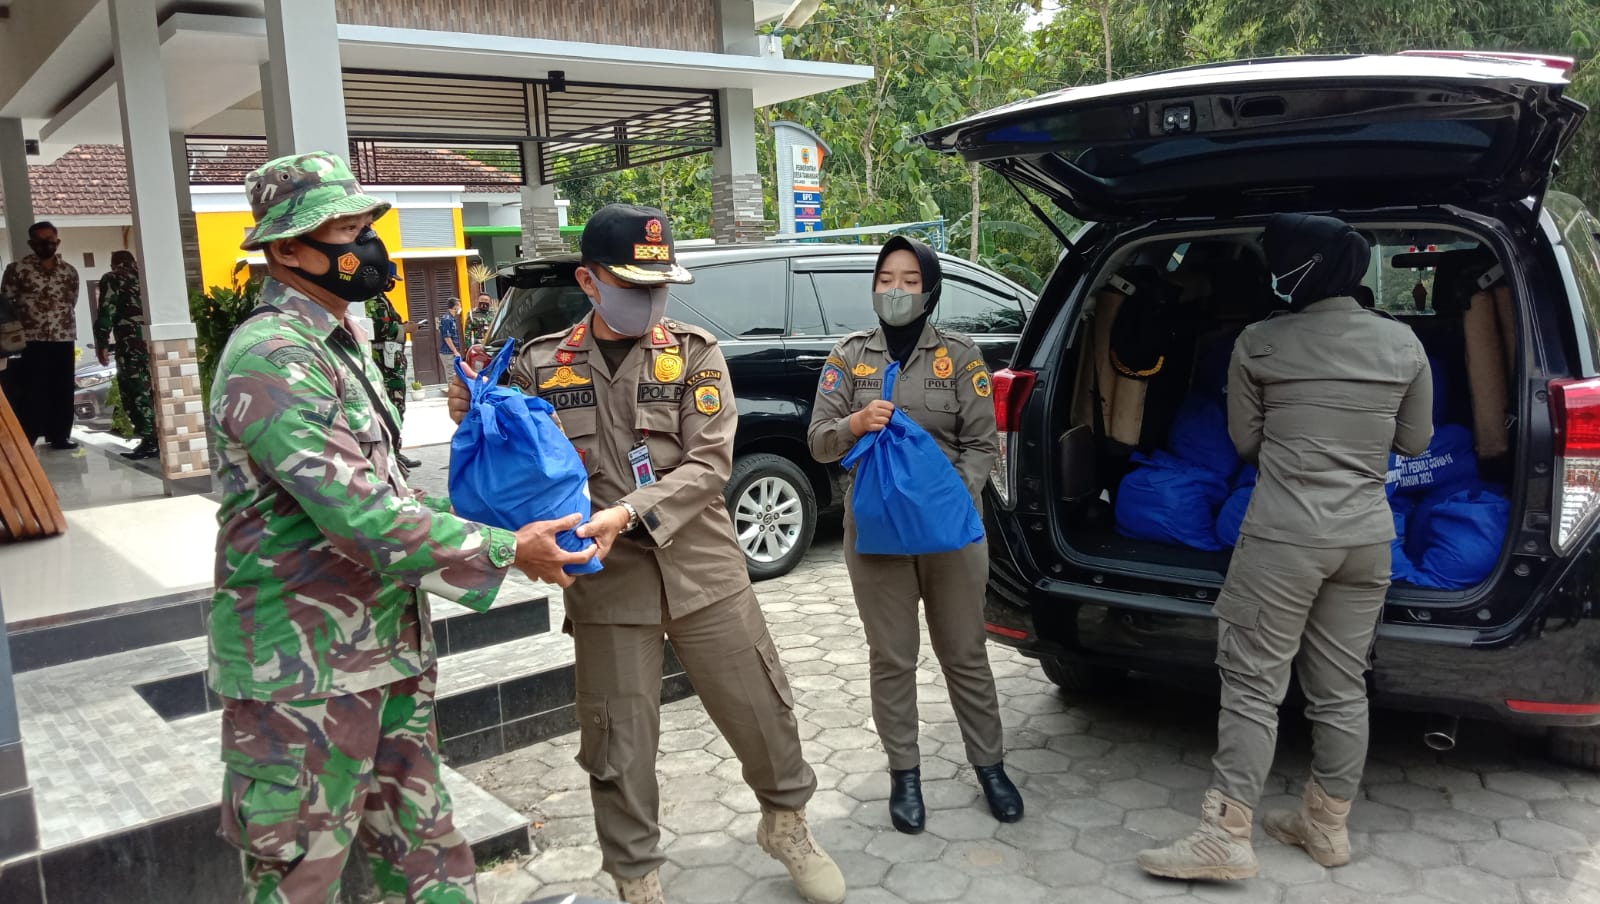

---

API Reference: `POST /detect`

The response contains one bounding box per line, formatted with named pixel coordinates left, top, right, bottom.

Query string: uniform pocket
left=636, top=404, right=684, bottom=470
left=1213, top=597, right=1262, bottom=677
left=756, top=635, right=796, bottom=710
left=574, top=691, right=621, bottom=782
left=926, top=390, right=960, bottom=414
left=219, top=746, right=309, bottom=863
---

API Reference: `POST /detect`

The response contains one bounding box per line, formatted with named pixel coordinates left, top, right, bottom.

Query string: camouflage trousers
left=376, top=361, right=408, bottom=423
left=219, top=668, right=478, bottom=903
left=114, top=338, right=155, bottom=440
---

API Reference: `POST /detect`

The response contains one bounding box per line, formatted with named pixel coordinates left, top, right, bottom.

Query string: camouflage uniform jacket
left=208, top=279, right=518, bottom=702
left=466, top=309, right=494, bottom=346
left=93, top=267, right=145, bottom=351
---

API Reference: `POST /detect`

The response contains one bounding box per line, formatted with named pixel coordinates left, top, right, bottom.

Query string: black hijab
left=874, top=236, right=943, bottom=366
left=1262, top=213, right=1371, bottom=312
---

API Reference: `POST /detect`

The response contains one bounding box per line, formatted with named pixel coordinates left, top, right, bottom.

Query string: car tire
left=1040, top=655, right=1122, bottom=693
left=1548, top=726, right=1600, bottom=771
left=725, top=453, right=817, bottom=582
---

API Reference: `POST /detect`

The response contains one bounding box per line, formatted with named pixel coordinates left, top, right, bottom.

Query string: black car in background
left=919, top=52, right=1600, bottom=766
left=488, top=243, right=1036, bottom=579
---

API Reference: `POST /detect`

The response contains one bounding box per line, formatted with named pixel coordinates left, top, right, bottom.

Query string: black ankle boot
left=889, top=767, right=925, bottom=835
left=975, top=763, right=1023, bottom=823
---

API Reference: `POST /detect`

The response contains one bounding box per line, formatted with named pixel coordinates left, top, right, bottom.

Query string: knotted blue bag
left=1115, top=449, right=1230, bottom=551
left=841, top=361, right=984, bottom=556
left=448, top=339, right=602, bottom=575
left=1387, top=424, right=1476, bottom=497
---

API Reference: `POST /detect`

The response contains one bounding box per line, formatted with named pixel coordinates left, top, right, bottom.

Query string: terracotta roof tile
left=0, top=144, right=521, bottom=218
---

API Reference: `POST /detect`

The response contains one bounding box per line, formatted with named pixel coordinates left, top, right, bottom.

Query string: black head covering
left=1262, top=213, right=1371, bottom=312
left=874, top=236, right=943, bottom=366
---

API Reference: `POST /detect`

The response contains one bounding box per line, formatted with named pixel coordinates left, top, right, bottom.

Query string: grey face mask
left=588, top=268, right=669, bottom=337
left=872, top=288, right=932, bottom=327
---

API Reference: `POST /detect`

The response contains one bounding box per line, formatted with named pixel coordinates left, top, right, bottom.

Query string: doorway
left=403, top=259, right=464, bottom=385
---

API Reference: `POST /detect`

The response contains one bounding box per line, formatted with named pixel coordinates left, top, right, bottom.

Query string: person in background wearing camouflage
left=367, top=262, right=422, bottom=470
left=209, top=151, right=596, bottom=904
left=466, top=293, right=494, bottom=347
left=93, top=250, right=158, bottom=460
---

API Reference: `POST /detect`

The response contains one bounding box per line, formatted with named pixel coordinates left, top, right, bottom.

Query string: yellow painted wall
left=197, top=210, right=259, bottom=291
left=195, top=205, right=471, bottom=328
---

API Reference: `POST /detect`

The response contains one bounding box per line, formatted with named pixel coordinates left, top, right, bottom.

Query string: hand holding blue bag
left=840, top=361, right=984, bottom=556
left=448, top=340, right=602, bottom=575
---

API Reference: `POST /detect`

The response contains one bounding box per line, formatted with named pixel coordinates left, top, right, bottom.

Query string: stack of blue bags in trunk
left=1117, top=348, right=1510, bottom=588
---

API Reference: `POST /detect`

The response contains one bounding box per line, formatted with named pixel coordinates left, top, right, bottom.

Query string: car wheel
left=1548, top=726, right=1600, bottom=771
left=726, top=453, right=816, bottom=582
left=1039, top=655, right=1122, bottom=693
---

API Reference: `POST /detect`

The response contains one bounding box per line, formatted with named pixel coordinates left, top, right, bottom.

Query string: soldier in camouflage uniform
left=209, top=151, right=596, bottom=904
left=367, top=266, right=421, bottom=470
left=93, top=250, right=158, bottom=459
left=465, top=295, right=494, bottom=347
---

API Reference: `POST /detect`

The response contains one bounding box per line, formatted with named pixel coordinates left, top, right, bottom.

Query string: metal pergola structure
left=187, top=69, right=723, bottom=186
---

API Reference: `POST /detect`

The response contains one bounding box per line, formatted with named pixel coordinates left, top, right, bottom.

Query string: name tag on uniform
left=629, top=441, right=657, bottom=488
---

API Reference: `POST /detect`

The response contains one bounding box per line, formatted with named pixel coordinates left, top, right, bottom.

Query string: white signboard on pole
left=772, top=121, right=829, bottom=236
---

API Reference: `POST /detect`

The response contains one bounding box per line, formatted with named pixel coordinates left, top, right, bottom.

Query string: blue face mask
left=1270, top=255, right=1320, bottom=304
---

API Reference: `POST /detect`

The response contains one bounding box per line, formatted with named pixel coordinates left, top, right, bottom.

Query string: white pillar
left=109, top=0, right=210, bottom=489
left=170, top=130, right=202, bottom=293
left=711, top=1, right=764, bottom=244
left=262, top=0, right=349, bottom=157
left=109, top=0, right=188, bottom=339
left=0, top=118, right=33, bottom=264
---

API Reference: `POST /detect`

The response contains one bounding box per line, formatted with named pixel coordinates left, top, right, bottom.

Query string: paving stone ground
left=461, top=523, right=1600, bottom=904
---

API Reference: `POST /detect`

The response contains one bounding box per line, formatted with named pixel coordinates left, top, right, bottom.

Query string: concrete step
left=9, top=583, right=550, bottom=674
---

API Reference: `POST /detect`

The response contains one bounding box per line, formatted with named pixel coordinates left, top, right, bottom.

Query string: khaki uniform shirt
left=1230, top=296, right=1433, bottom=548
left=507, top=314, right=749, bottom=624
left=807, top=323, right=999, bottom=507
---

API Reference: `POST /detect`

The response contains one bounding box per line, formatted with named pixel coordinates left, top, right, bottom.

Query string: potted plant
left=410, top=379, right=426, bottom=401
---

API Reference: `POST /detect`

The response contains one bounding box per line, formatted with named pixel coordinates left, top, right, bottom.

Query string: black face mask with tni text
left=293, top=227, right=391, bottom=302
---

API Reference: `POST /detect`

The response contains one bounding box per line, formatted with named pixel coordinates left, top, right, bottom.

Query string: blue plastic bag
left=1115, top=450, right=1230, bottom=551
left=1387, top=424, right=1476, bottom=497
left=1406, top=487, right=1509, bottom=589
left=841, top=361, right=984, bottom=556
left=448, top=340, right=602, bottom=575
left=1389, top=498, right=1423, bottom=585
left=1168, top=394, right=1239, bottom=479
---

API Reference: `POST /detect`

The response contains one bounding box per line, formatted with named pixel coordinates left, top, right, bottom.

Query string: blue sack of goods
left=448, top=340, right=603, bottom=575
left=842, top=361, right=984, bottom=556
left=1388, top=497, right=1424, bottom=585
left=1386, top=423, right=1476, bottom=497
left=1167, top=394, right=1240, bottom=479
left=1402, top=484, right=1510, bottom=589
left=1117, top=449, right=1231, bottom=551
left=1215, top=485, right=1253, bottom=548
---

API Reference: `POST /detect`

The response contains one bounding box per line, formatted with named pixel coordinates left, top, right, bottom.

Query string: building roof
left=0, top=144, right=521, bottom=219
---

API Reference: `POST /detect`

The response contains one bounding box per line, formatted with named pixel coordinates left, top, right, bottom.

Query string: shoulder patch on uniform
left=302, top=403, right=337, bottom=428
left=693, top=384, right=722, bottom=415
left=964, top=359, right=984, bottom=373
left=819, top=363, right=844, bottom=394
left=972, top=371, right=992, bottom=398
left=687, top=368, right=723, bottom=386
left=265, top=346, right=318, bottom=369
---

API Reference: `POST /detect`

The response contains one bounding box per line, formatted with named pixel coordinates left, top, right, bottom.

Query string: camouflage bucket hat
left=240, top=152, right=391, bottom=251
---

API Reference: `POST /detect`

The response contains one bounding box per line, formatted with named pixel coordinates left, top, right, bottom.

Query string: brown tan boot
left=1137, top=789, right=1259, bottom=880
left=757, top=808, right=847, bottom=904
left=612, top=868, right=667, bottom=904
left=1264, top=778, right=1352, bottom=867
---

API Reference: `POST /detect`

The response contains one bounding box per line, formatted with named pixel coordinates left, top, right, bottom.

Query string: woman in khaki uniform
left=807, top=236, right=1022, bottom=834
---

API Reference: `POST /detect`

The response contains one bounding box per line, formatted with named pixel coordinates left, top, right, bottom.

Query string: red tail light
left=992, top=368, right=1036, bottom=434
left=1549, top=378, right=1600, bottom=553
left=990, top=368, right=1037, bottom=507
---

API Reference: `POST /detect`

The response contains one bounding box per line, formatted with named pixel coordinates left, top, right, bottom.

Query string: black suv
left=919, top=52, right=1600, bottom=767
left=486, top=243, right=1035, bottom=579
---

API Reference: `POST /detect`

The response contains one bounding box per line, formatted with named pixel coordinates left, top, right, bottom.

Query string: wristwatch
left=616, top=501, right=641, bottom=533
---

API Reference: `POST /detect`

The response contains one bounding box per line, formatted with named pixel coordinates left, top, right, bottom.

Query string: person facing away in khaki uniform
left=448, top=204, right=844, bottom=904
left=1140, top=214, right=1433, bottom=881
left=807, top=236, right=1022, bottom=835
